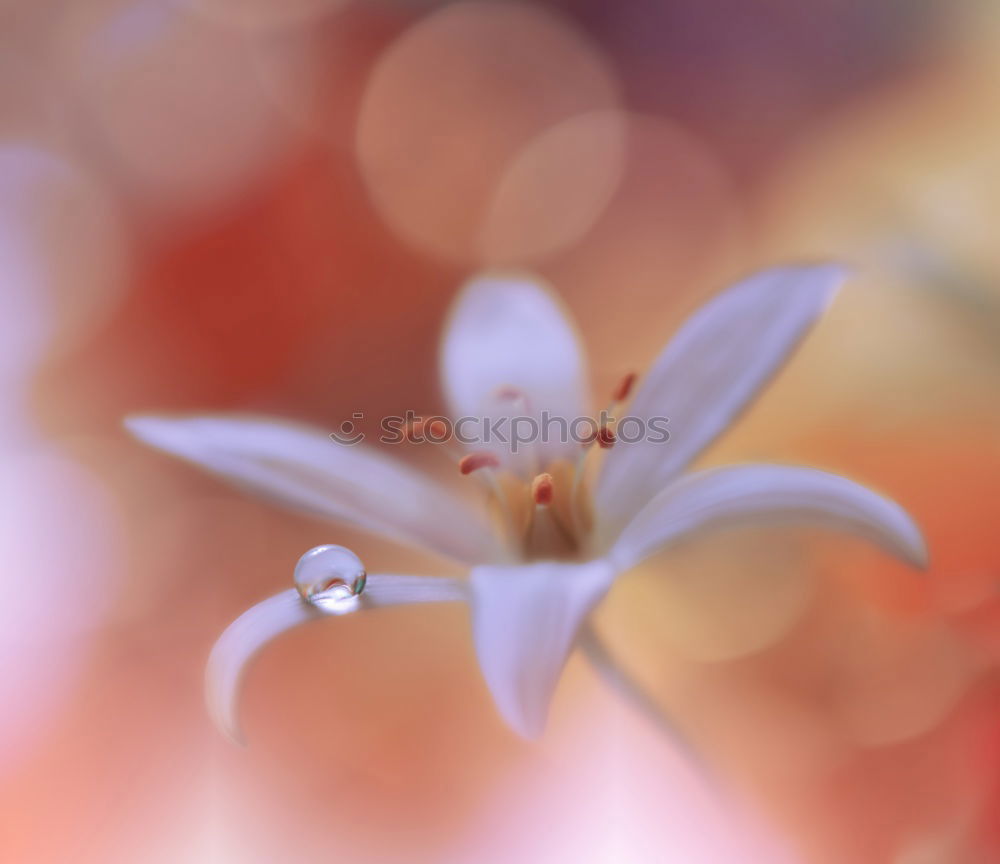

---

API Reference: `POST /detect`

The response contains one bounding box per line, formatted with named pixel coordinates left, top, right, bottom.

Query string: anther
left=425, top=419, right=449, bottom=439
left=404, top=418, right=426, bottom=442
left=531, top=472, right=554, bottom=506
left=459, top=451, right=501, bottom=475
left=611, top=372, right=637, bottom=403
left=495, top=386, right=523, bottom=402
left=405, top=418, right=449, bottom=442
left=597, top=426, right=616, bottom=449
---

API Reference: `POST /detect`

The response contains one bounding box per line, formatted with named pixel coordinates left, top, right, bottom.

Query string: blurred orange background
left=2, top=1, right=999, bottom=862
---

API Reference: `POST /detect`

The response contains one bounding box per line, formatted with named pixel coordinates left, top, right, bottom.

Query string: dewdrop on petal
left=294, top=545, right=367, bottom=615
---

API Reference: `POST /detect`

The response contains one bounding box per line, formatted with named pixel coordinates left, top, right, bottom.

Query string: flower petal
left=126, top=414, right=501, bottom=564
left=470, top=559, right=615, bottom=738
left=207, top=576, right=468, bottom=744
left=595, top=264, right=847, bottom=542
left=439, top=272, right=589, bottom=471
left=609, top=464, right=927, bottom=571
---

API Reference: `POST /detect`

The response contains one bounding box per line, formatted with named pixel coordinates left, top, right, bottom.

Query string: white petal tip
left=206, top=679, right=248, bottom=747
left=205, top=666, right=248, bottom=745
left=123, top=413, right=158, bottom=439
left=205, top=652, right=250, bottom=747
left=877, top=496, right=928, bottom=570
left=470, top=560, right=615, bottom=743
left=905, top=532, right=930, bottom=571
left=508, top=714, right=545, bottom=741
left=494, top=697, right=547, bottom=740
left=123, top=414, right=184, bottom=451
left=488, top=679, right=550, bottom=741
left=796, top=261, right=851, bottom=308
left=819, top=261, right=854, bottom=280
left=764, top=261, right=852, bottom=314
left=204, top=590, right=319, bottom=748
left=822, top=262, right=851, bottom=294
left=611, top=465, right=930, bottom=576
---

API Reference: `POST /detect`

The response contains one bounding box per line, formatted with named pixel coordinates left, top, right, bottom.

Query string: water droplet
left=294, top=545, right=367, bottom=615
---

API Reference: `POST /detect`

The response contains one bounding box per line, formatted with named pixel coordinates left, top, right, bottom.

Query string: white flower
left=126, top=265, right=926, bottom=743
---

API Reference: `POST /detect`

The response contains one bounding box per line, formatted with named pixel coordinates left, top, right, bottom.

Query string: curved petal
left=207, top=576, right=468, bottom=744
left=595, top=265, right=847, bottom=543
left=126, top=414, right=501, bottom=564
left=439, top=273, right=589, bottom=472
left=609, top=464, right=928, bottom=571
left=470, top=559, right=615, bottom=739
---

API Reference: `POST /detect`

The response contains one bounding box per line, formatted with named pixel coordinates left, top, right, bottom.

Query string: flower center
left=403, top=373, right=637, bottom=562
left=464, top=373, right=636, bottom=561
left=488, top=459, right=584, bottom=560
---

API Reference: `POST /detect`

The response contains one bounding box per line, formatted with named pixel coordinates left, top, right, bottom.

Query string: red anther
left=531, top=473, right=554, bottom=506
left=425, top=419, right=449, bottom=439
left=459, top=451, right=501, bottom=475
left=597, top=426, right=616, bottom=449
left=611, top=372, right=637, bottom=403
left=405, top=418, right=449, bottom=442
left=495, top=386, right=526, bottom=403
left=404, top=418, right=427, bottom=442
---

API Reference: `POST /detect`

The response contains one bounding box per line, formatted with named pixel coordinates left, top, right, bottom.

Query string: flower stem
left=577, top=622, right=717, bottom=783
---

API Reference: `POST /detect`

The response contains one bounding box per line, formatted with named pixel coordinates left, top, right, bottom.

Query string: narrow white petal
left=610, top=464, right=927, bottom=571
left=470, top=559, right=615, bottom=739
left=363, top=573, right=469, bottom=605
left=206, top=576, right=469, bottom=744
left=595, top=265, right=847, bottom=542
left=439, top=273, right=589, bottom=471
left=126, top=414, right=501, bottom=564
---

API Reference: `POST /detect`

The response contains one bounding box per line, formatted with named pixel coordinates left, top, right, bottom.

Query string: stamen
left=425, top=419, right=449, bottom=440
left=526, top=470, right=576, bottom=555
left=404, top=417, right=449, bottom=442
left=403, top=418, right=424, bottom=442
left=493, top=384, right=529, bottom=411
left=494, top=385, right=540, bottom=474
left=611, top=372, right=637, bottom=403
left=497, top=385, right=524, bottom=402
left=597, top=426, right=616, bottom=449
left=459, top=451, right=501, bottom=475
left=570, top=423, right=604, bottom=533
left=531, top=472, right=554, bottom=506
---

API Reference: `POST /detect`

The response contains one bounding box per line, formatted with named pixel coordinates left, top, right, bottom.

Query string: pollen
left=531, top=472, right=554, bottom=506
left=611, top=372, right=637, bottom=403
left=459, top=451, right=501, bottom=475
